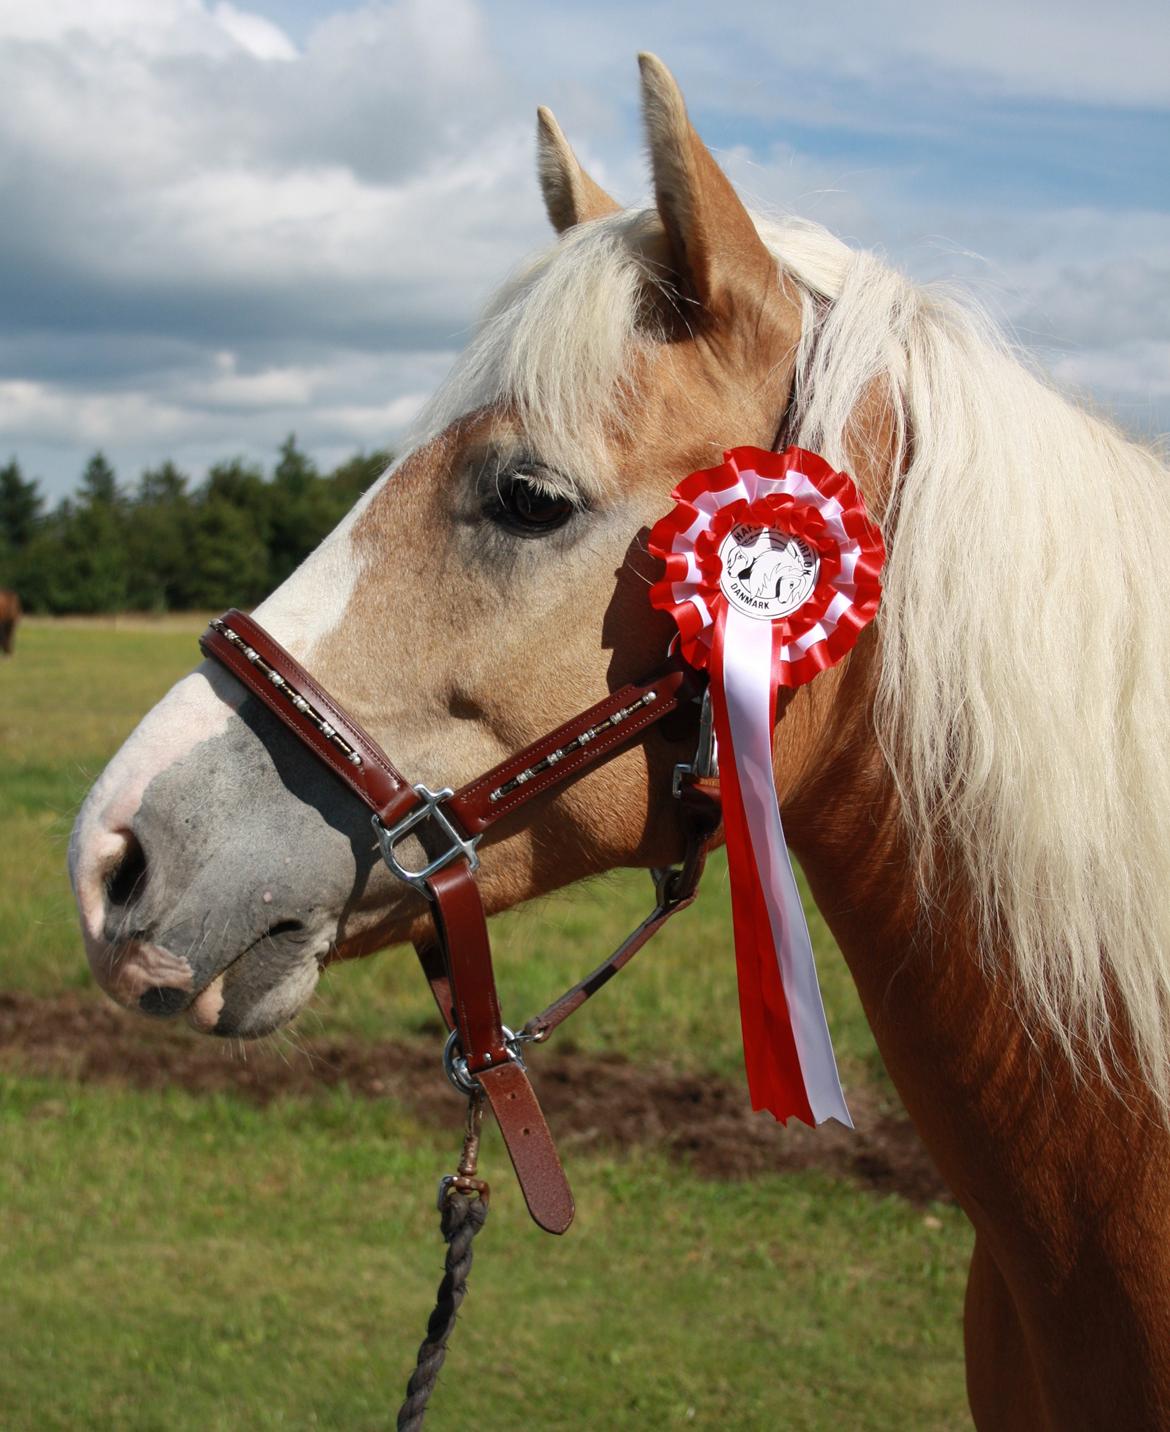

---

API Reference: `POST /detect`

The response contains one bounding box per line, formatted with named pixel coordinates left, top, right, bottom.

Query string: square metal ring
left=372, top=784, right=481, bottom=896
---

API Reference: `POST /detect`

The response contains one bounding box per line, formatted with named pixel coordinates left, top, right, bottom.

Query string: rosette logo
left=719, top=524, right=820, bottom=621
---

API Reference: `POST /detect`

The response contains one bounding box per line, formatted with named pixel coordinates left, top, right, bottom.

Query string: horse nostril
left=106, top=830, right=147, bottom=909
left=138, top=986, right=188, bottom=1017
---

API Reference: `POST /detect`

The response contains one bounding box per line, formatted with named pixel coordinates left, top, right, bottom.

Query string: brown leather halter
left=200, top=609, right=722, bottom=1234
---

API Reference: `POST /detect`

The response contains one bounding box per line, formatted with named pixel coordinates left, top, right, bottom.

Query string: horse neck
left=782, top=649, right=1170, bottom=1287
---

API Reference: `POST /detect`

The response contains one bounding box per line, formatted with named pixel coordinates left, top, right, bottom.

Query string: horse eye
left=488, top=473, right=578, bottom=537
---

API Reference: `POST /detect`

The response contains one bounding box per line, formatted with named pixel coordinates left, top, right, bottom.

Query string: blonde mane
left=413, top=207, right=1170, bottom=1107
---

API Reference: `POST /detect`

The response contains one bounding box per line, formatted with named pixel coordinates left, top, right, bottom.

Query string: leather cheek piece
left=416, top=871, right=575, bottom=1235
left=448, top=665, right=698, bottom=835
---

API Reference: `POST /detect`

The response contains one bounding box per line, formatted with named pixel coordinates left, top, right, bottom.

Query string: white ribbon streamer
left=722, top=607, right=852, bottom=1127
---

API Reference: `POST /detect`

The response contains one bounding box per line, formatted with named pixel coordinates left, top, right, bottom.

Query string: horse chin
left=185, top=947, right=321, bottom=1040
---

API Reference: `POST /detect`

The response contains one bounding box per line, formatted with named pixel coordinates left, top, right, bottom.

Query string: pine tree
left=267, top=434, right=327, bottom=589
left=78, top=451, right=119, bottom=507
left=126, top=462, right=192, bottom=610
left=1, top=441, right=398, bottom=612
left=57, top=453, right=128, bottom=611
left=0, top=459, right=42, bottom=549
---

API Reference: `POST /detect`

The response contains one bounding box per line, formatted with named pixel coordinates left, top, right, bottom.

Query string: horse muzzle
left=71, top=816, right=327, bottom=1037
left=68, top=665, right=402, bottom=1036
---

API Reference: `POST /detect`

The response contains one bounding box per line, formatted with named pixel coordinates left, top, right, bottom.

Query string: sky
left=2, top=0, right=1167, bottom=500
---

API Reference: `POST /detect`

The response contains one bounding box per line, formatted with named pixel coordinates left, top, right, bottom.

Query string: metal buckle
left=650, top=864, right=684, bottom=909
left=372, top=784, right=481, bottom=897
left=671, top=685, right=717, bottom=797
left=443, top=1025, right=525, bottom=1095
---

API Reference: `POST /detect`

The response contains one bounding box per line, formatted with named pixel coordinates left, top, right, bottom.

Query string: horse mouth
left=192, top=923, right=323, bottom=1039
left=119, top=919, right=323, bottom=1040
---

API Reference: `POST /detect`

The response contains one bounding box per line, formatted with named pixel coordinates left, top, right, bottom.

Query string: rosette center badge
left=719, top=524, right=820, bottom=621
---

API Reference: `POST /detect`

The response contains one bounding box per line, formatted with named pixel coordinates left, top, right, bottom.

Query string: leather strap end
left=479, top=1060, right=575, bottom=1234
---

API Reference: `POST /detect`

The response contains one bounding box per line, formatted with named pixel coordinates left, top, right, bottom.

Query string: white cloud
left=319, top=392, right=431, bottom=437
left=0, top=381, right=193, bottom=446
left=189, top=355, right=324, bottom=408
left=0, top=0, right=1164, bottom=497
left=507, top=0, right=1170, bottom=116
left=880, top=0, right=1170, bottom=108
left=1051, top=339, right=1170, bottom=442
left=0, top=0, right=251, bottom=57
left=211, top=3, right=298, bottom=61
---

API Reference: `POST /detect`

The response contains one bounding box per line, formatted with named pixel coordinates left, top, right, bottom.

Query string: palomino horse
left=0, top=588, right=19, bottom=655
left=69, top=56, right=1170, bottom=1429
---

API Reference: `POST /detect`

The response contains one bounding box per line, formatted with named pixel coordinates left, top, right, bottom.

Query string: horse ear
left=537, top=107, right=621, bottom=234
left=638, top=53, right=787, bottom=331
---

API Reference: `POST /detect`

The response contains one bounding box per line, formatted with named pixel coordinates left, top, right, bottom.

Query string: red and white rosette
left=650, top=445, right=885, bottom=1126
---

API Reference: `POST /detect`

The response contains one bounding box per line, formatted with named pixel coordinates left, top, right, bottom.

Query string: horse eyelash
left=475, top=452, right=588, bottom=513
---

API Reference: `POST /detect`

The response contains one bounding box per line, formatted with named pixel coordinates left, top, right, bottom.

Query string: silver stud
left=320, top=722, right=335, bottom=739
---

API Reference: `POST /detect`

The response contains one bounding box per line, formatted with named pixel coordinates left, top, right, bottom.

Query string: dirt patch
left=0, top=991, right=950, bottom=1205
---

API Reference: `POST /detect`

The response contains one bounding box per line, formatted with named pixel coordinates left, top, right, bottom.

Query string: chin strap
left=200, top=609, right=721, bottom=1235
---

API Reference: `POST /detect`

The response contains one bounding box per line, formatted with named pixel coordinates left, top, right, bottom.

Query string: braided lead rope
left=396, top=1096, right=490, bottom=1431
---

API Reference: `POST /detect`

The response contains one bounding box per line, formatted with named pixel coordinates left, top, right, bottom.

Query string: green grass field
left=0, top=619, right=973, bottom=1429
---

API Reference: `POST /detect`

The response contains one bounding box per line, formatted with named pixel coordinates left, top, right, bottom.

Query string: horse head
left=70, top=57, right=876, bottom=1039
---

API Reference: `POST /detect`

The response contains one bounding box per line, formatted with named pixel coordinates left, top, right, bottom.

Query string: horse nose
left=72, top=823, right=195, bottom=1014
left=103, top=828, right=148, bottom=931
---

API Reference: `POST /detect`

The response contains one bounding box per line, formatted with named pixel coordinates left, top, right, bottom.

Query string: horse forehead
left=349, top=425, right=455, bottom=537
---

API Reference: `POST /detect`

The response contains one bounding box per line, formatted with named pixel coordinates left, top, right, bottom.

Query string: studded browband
left=201, top=609, right=721, bottom=1234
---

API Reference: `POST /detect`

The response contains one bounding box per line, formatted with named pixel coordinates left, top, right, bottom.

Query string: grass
left=0, top=618, right=973, bottom=1429
left=0, top=1076, right=971, bottom=1431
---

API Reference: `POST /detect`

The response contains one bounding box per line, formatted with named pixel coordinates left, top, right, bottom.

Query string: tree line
left=0, top=438, right=392, bottom=613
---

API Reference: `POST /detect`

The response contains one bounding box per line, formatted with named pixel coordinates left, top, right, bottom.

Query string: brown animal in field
left=0, top=588, right=19, bottom=655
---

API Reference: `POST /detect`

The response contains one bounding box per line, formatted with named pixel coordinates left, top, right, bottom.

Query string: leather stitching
left=453, top=696, right=681, bottom=826
left=204, top=619, right=406, bottom=803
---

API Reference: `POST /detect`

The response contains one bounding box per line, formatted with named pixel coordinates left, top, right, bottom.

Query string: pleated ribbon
left=649, top=446, right=885, bottom=1126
